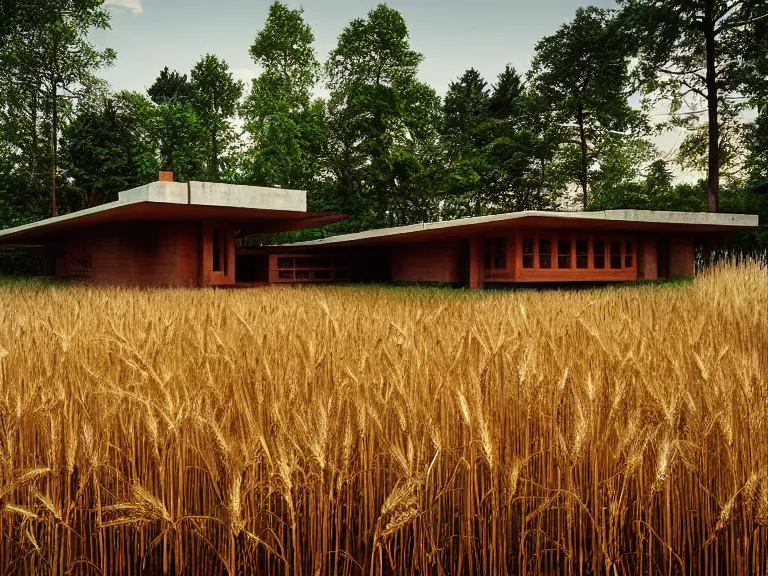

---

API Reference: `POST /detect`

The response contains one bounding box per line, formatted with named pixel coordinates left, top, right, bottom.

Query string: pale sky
left=95, top=0, right=696, bottom=180
left=96, top=0, right=617, bottom=95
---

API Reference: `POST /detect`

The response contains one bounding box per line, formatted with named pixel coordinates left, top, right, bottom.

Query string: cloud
left=104, top=0, right=143, bottom=14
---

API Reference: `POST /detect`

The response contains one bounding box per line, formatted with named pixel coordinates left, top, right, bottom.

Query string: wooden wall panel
left=391, top=242, right=462, bottom=284
left=637, top=237, right=658, bottom=281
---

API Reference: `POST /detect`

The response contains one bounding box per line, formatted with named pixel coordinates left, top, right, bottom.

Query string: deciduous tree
left=190, top=54, right=243, bottom=182
left=241, top=2, right=323, bottom=190
left=324, top=4, right=441, bottom=229
left=529, top=7, right=641, bottom=209
left=618, top=0, right=768, bottom=212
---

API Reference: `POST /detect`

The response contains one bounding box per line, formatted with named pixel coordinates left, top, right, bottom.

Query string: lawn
left=0, top=263, right=766, bottom=575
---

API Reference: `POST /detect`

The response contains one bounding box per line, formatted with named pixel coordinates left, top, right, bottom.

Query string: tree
left=618, top=0, right=768, bottom=212
left=241, top=2, right=323, bottom=190
left=324, top=4, right=441, bottom=229
left=440, top=69, right=491, bottom=216
left=529, top=7, right=642, bottom=209
left=189, top=55, right=243, bottom=182
left=60, top=91, right=158, bottom=209
left=147, top=67, right=202, bottom=182
left=0, top=0, right=115, bottom=216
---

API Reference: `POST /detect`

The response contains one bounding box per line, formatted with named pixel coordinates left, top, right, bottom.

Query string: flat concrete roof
left=288, top=210, right=759, bottom=248
left=0, top=181, right=345, bottom=244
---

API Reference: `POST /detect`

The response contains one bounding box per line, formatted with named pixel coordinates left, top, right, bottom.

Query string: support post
left=637, top=237, right=658, bottom=281
left=469, top=236, right=484, bottom=290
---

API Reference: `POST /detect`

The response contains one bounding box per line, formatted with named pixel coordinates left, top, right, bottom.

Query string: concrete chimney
left=159, top=171, right=174, bottom=182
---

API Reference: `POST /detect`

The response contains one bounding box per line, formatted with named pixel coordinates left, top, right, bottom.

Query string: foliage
left=323, top=4, right=442, bottom=230
left=240, top=2, right=323, bottom=190
left=147, top=67, right=204, bottom=181
left=60, top=91, right=158, bottom=209
left=618, top=0, right=768, bottom=212
left=190, top=55, right=244, bottom=182
left=529, top=7, right=644, bottom=209
left=0, top=0, right=766, bottom=238
left=0, top=0, right=116, bottom=216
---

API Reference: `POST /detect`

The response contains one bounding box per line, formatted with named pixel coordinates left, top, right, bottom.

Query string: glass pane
left=314, top=270, right=332, bottom=280
left=593, top=240, right=605, bottom=269
left=557, top=239, right=571, bottom=269
left=610, top=241, right=622, bottom=269
left=278, top=270, right=294, bottom=280
left=484, top=239, right=493, bottom=269
left=539, top=239, right=552, bottom=269
left=494, top=238, right=506, bottom=269
left=296, top=270, right=310, bottom=280
left=576, top=239, right=588, bottom=269
left=522, top=238, right=534, bottom=269
left=625, top=242, right=633, bottom=267
left=212, top=230, right=221, bottom=272
left=277, top=257, right=293, bottom=269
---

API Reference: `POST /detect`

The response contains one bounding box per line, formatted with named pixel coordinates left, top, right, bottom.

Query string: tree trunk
left=704, top=7, right=719, bottom=213
left=577, top=106, right=588, bottom=210
left=212, top=129, right=219, bottom=181
left=50, top=82, right=58, bottom=217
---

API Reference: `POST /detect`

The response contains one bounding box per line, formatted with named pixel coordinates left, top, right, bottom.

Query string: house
left=238, top=209, right=759, bottom=288
left=0, top=176, right=759, bottom=288
left=0, top=175, right=343, bottom=287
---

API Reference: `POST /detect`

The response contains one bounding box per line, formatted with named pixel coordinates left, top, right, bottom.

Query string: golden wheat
left=0, top=261, right=766, bottom=575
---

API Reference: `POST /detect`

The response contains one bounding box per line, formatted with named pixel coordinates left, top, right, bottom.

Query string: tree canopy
left=0, top=0, right=766, bottom=247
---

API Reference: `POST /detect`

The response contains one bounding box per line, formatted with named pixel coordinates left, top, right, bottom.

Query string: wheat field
left=0, top=262, right=766, bottom=576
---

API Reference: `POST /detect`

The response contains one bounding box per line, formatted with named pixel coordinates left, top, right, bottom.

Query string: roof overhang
left=0, top=181, right=346, bottom=245
left=287, top=210, right=760, bottom=248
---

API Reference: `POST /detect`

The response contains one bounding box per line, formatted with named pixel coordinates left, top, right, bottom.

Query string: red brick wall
left=57, top=223, right=200, bottom=287
left=391, top=241, right=462, bottom=283
left=638, top=237, right=658, bottom=281
left=669, top=235, right=695, bottom=278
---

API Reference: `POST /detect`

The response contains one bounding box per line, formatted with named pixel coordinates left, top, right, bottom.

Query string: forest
left=0, top=0, right=767, bottom=243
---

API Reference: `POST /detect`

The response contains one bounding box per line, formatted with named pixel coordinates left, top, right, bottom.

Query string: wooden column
left=469, top=236, right=484, bottom=289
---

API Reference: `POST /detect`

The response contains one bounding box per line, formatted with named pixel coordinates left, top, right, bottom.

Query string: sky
left=94, top=0, right=694, bottom=178
left=95, top=0, right=618, bottom=95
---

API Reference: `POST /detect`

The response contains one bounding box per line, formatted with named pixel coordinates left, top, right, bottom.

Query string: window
left=557, top=239, right=571, bottom=269
left=593, top=240, right=606, bottom=269
left=539, top=239, right=552, bottom=269
left=212, top=230, right=222, bottom=272
left=625, top=242, right=634, bottom=267
left=277, top=257, right=294, bottom=269
left=522, top=238, right=534, bottom=269
left=484, top=239, right=493, bottom=269
left=610, top=241, right=622, bottom=269
left=576, top=240, right=589, bottom=269
left=484, top=238, right=507, bottom=270
left=494, top=238, right=507, bottom=269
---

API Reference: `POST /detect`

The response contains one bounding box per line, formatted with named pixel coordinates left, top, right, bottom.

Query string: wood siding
left=391, top=242, right=462, bottom=284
